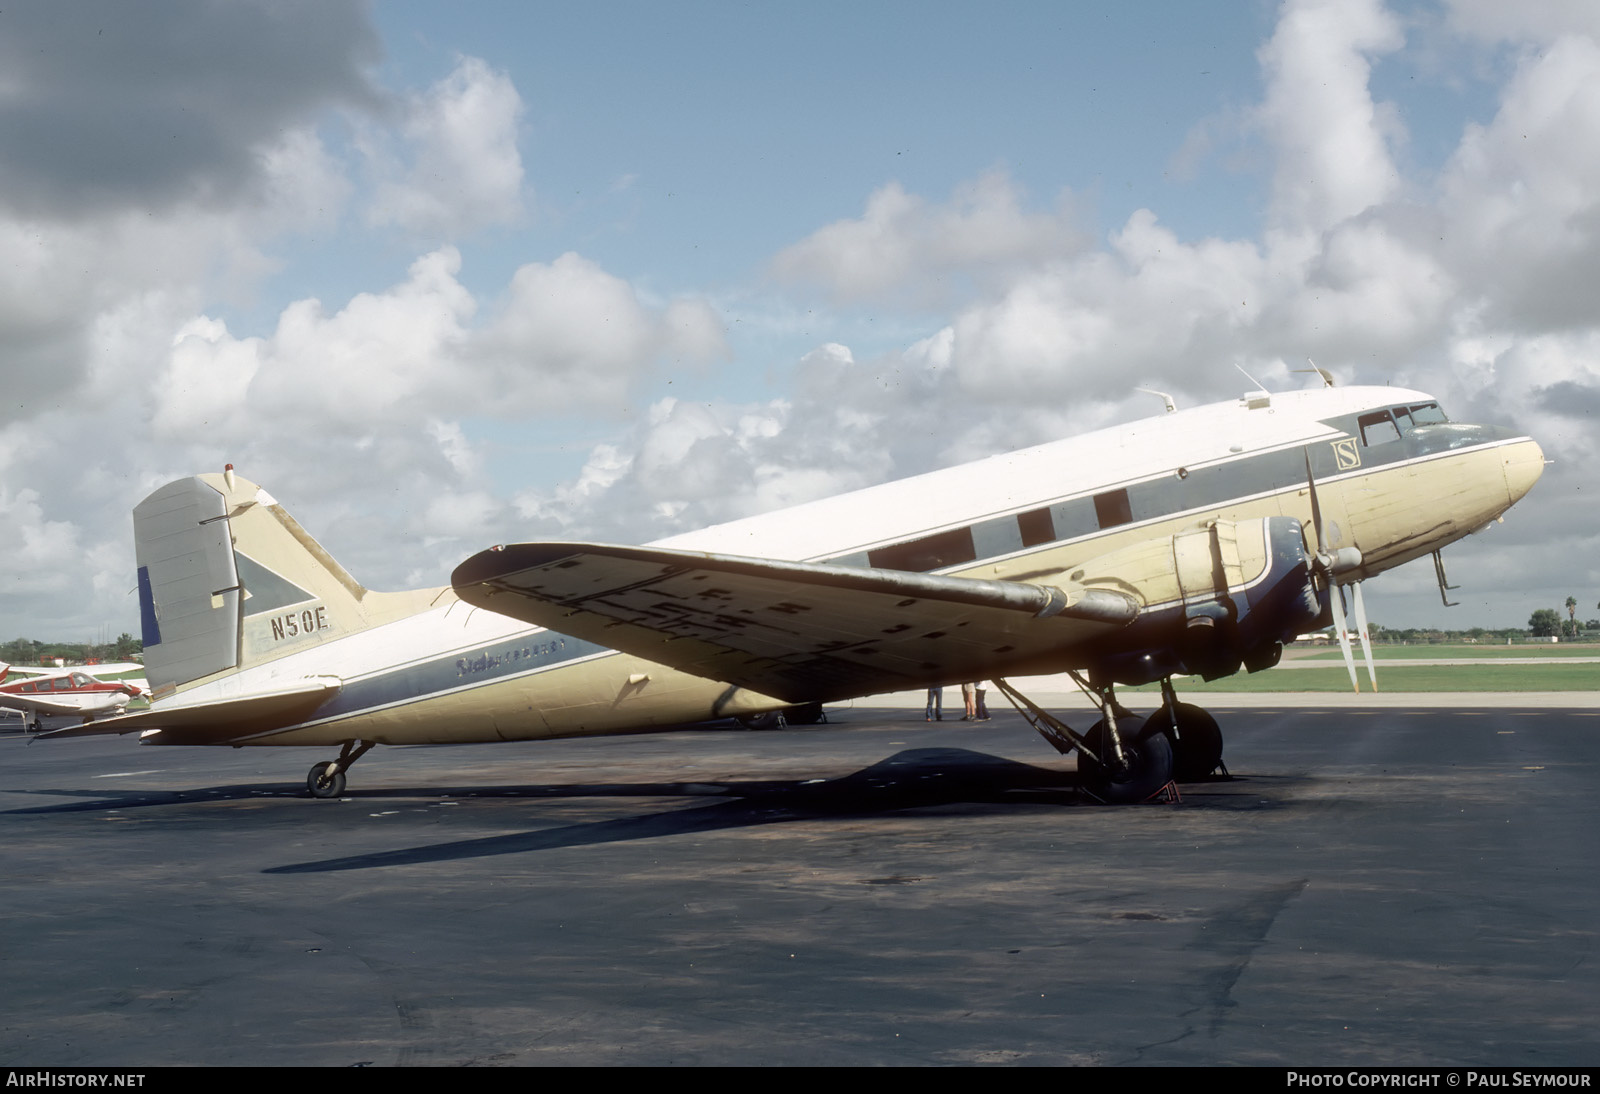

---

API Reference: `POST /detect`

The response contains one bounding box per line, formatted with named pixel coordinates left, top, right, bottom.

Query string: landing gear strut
left=306, top=739, right=375, bottom=799
left=992, top=678, right=1178, bottom=804
left=1151, top=678, right=1226, bottom=781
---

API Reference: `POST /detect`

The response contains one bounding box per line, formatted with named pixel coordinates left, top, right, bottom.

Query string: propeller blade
left=1303, top=449, right=1329, bottom=555
left=1333, top=584, right=1359, bottom=693
left=1351, top=581, right=1377, bottom=692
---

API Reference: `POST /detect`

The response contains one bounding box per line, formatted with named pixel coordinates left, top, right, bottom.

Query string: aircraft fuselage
left=126, top=384, right=1543, bottom=749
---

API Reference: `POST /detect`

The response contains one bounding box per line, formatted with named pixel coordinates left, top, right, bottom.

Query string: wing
left=0, top=693, right=110, bottom=719
left=452, top=543, right=1138, bottom=704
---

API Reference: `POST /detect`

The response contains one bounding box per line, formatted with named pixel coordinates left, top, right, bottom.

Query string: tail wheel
left=1076, top=716, right=1175, bottom=803
left=1156, top=702, right=1224, bottom=781
left=306, top=761, right=346, bottom=799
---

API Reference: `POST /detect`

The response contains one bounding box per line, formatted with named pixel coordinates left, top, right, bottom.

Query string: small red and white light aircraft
left=0, top=664, right=148, bottom=732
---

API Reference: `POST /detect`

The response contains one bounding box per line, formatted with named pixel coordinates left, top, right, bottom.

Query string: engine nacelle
left=1077, top=516, right=1324, bottom=686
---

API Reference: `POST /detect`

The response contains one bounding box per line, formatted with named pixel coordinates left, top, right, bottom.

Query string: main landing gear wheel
left=1155, top=702, right=1224, bottom=781
left=1076, top=716, right=1175, bottom=804
left=306, top=761, right=346, bottom=799
left=782, top=702, right=827, bottom=725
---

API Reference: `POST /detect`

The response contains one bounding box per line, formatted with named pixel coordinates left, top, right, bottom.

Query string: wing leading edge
left=451, top=543, right=1139, bottom=704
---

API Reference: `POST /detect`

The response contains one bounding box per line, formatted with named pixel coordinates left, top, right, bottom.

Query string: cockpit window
left=1358, top=410, right=1401, bottom=446
left=1390, top=405, right=1413, bottom=432
left=1409, top=402, right=1447, bottom=425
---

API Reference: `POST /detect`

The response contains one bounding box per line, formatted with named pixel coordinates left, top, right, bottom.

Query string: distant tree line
left=1312, top=613, right=1599, bottom=645
left=1366, top=623, right=1572, bottom=645
left=1528, top=597, right=1600, bottom=639
left=2, top=634, right=142, bottom=665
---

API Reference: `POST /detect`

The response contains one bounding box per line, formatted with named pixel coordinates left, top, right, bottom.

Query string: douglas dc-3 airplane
left=42, top=383, right=1543, bottom=803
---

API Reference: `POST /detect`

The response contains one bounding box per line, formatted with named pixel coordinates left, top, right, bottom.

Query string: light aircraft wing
left=33, top=677, right=341, bottom=740
left=0, top=693, right=117, bottom=719
left=452, top=543, right=1139, bottom=704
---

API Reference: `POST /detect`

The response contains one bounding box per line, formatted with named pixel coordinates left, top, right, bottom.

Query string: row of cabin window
left=863, top=488, right=1133, bottom=574
left=858, top=402, right=1450, bottom=576
left=10, top=674, right=93, bottom=692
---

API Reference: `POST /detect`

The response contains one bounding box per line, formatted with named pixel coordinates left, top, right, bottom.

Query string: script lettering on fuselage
left=457, top=639, right=567, bottom=677
left=269, top=605, right=330, bottom=643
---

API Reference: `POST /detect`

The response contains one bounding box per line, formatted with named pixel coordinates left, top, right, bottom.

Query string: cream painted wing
left=452, top=543, right=1138, bottom=704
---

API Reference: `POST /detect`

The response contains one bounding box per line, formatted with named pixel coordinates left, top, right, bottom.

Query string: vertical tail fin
left=135, top=471, right=428, bottom=697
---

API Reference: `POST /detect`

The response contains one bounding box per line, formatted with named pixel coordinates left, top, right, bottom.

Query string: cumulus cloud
left=0, top=485, right=81, bottom=596
left=0, top=0, right=380, bottom=217
left=1443, top=0, right=1600, bottom=45
left=0, top=5, right=707, bottom=631
left=0, top=1, right=380, bottom=436
left=96, top=242, right=732, bottom=596
left=366, top=57, right=527, bottom=237
left=1255, top=0, right=1405, bottom=234
left=540, top=0, right=1599, bottom=630
left=5, top=0, right=1600, bottom=640
left=475, top=253, right=727, bottom=410
left=511, top=390, right=891, bottom=544
left=771, top=171, right=1088, bottom=304
left=1438, top=33, right=1600, bottom=330
left=153, top=246, right=726, bottom=441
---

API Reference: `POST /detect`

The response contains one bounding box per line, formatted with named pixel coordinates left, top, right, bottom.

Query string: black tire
left=306, top=761, right=346, bottom=799
left=1076, top=716, right=1175, bottom=803
left=1154, top=702, right=1224, bottom=781
left=783, top=702, right=826, bottom=725
left=735, top=710, right=788, bottom=731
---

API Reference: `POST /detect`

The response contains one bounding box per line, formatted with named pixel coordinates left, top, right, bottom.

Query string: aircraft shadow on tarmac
left=6, top=746, right=1290, bottom=874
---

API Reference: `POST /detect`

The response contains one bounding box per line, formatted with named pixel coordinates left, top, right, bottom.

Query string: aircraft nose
left=1502, top=437, right=1546, bottom=505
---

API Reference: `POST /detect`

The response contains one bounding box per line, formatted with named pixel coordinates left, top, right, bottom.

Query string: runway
left=3, top=701, right=1598, bottom=1066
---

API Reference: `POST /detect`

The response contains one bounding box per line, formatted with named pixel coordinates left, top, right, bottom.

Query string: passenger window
left=868, top=526, right=978, bottom=573
left=52, top=677, right=71, bottom=690
left=1017, top=507, right=1056, bottom=548
left=1093, top=488, right=1133, bottom=529
left=1358, top=411, right=1401, bottom=446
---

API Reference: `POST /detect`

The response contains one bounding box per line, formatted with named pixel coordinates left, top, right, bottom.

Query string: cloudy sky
left=2, top=0, right=1596, bottom=644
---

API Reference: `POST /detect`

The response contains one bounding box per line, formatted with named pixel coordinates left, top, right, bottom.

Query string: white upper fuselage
left=662, top=386, right=1423, bottom=561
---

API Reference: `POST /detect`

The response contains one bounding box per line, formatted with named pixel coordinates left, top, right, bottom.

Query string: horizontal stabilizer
left=452, top=543, right=1138, bottom=703
left=34, top=677, right=341, bottom=742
